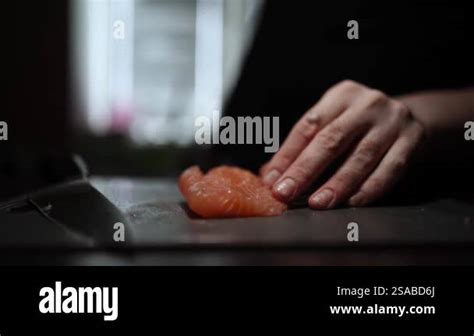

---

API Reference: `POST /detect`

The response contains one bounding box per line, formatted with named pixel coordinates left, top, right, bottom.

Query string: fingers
left=262, top=117, right=319, bottom=186
left=262, top=82, right=354, bottom=186
left=348, top=122, right=425, bottom=207
left=308, top=125, right=398, bottom=209
left=262, top=80, right=422, bottom=208
left=272, top=110, right=369, bottom=202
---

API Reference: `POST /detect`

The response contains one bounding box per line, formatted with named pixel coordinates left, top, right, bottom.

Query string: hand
left=261, top=80, right=426, bottom=209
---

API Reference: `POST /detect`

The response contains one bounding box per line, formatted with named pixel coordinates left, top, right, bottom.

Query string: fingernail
left=349, top=193, right=365, bottom=207
left=263, top=169, right=281, bottom=186
left=311, top=189, right=335, bottom=209
left=274, top=178, right=297, bottom=200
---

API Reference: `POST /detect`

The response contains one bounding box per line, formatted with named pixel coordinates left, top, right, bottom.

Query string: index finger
left=262, top=87, right=349, bottom=186
left=272, top=112, right=368, bottom=202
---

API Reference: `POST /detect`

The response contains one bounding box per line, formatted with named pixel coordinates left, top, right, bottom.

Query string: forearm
left=398, top=87, right=474, bottom=140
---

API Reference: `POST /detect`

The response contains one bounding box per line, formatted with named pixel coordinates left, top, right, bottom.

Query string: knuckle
left=317, top=125, right=345, bottom=153
left=295, top=118, right=318, bottom=142
left=338, top=79, right=358, bottom=90
left=390, top=156, right=408, bottom=172
left=393, top=101, right=410, bottom=120
left=326, top=80, right=362, bottom=103
left=277, top=151, right=295, bottom=168
left=331, top=80, right=361, bottom=95
left=354, top=141, right=379, bottom=169
left=366, top=89, right=387, bottom=107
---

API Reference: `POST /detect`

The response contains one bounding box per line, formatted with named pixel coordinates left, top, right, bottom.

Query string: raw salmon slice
left=179, top=165, right=287, bottom=218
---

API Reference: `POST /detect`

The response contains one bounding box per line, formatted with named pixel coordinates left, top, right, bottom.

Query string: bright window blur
left=72, top=0, right=262, bottom=145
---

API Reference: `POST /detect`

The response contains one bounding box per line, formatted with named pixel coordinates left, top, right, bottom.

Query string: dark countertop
left=1, top=177, right=474, bottom=265
left=92, top=177, right=474, bottom=248
left=91, top=177, right=474, bottom=265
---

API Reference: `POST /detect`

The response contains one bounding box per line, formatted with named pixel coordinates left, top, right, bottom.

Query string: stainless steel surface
left=0, top=180, right=131, bottom=249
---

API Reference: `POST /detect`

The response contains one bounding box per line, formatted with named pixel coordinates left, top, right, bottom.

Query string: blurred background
left=72, top=0, right=263, bottom=175
left=3, top=0, right=472, bottom=186
left=72, top=0, right=262, bottom=144
left=3, top=0, right=263, bottom=177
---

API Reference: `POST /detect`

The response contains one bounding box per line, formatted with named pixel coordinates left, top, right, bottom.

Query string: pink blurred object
left=109, top=103, right=135, bottom=134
